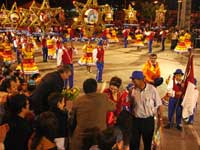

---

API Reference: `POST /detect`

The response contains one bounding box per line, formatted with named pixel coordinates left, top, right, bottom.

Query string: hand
left=0, top=124, right=9, bottom=143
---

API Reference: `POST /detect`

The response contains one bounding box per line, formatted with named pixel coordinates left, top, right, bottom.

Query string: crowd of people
left=0, top=25, right=199, bottom=150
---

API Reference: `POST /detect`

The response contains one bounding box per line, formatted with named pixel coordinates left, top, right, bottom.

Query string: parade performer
left=47, top=36, right=56, bottom=59
left=133, top=27, right=144, bottom=49
left=17, top=38, right=39, bottom=75
left=174, top=32, right=188, bottom=53
left=165, top=69, right=184, bottom=131
left=56, top=36, right=62, bottom=57
left=94, top=40, right=105, bottom=83
left=122, top=27, right=129, bottom=48
left=2, top=40, right=14, bottom=64
left=57, top=41, right=77, bottom=89
left=41, top=36, right=48, bottom=62
left=142, top=53, right=163, bottom=87
left=78, top=40, right=96, bottom=73
left=103, top=76, right=122, bottom=127
left=160, top=29, right=167, bottom=51
left=110, top=28, right=119, bottom=43
left=145, top=29, right=155, bottom=53
left=184, top=30, right=192, bottom=49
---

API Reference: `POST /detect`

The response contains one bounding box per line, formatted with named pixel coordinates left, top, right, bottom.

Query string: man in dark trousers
left=42, top=36, right=48, bottom=62
left=129, top=71, right=162, bottom=150
left=29, top=65, right=71, bottom=115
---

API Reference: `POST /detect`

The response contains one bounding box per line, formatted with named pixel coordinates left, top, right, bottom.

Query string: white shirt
left=131, top=83, right=162, bottom=118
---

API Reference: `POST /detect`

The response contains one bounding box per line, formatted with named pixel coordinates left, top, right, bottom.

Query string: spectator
left=2, top=94, right=33, bottom=150
left=30, top=65, right=71, bottom=115
left=71, top=78, right=115, bottom=150
left=129, top=71, right=162, bottom=150
left=103, top=76, right=123, bottom=126
left=48, top=92, right=68, bottom=150
left=0, top=124, right=9, bottom=150
left=29, top=111, right=58, bottom=150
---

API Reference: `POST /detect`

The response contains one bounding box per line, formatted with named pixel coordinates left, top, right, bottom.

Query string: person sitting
left=2, top=94, right=33, bottom=150
left=71, top=78, right=115, bottom=150
left=29, top=111, right=58, bottom=150
left=142, top=53, right=163, bottom=87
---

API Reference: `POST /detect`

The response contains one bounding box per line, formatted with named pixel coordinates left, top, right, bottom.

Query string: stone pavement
left=35, top=41, right=200, bottom=150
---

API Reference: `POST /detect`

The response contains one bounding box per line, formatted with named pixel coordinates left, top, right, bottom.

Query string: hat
left=130, top=71, right=145, bottom=80
left=174, top=69, right=184, bottom=75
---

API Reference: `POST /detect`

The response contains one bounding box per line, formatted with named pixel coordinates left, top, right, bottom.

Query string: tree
left=140, top=1, right=159, bottom=25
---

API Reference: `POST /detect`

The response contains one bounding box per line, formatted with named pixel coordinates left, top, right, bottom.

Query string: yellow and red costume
left=109, top=29, right=119, bottom=43
left=16, top=42, right=39, bottom=75
left=133, top=33, right=144, bottom=47
left=78, top=44, right=96, bottom=66
left=47, top=38, right=56, bottom=59
left=174, top=36, right=188, bottom=53
left=2, top=41, right=14, bottom=63
left=142, top=60, right=161, bottom=84
left=184, top=33, right=192, bottom=49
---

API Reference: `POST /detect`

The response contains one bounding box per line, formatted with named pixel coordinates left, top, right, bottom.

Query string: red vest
left=97, top=47, right=104, bottom=62
left=173, top=78, right=183, bottom=99
left=56, top=40, right=61, bottom=49
left=62, top=48, right=73, bottom=64
left=42, top=38, right=47, bottom=47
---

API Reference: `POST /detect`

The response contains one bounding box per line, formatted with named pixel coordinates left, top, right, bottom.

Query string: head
left=48, top=92, right=65, bottom=111
left=0, top=78, right=18, bottom=94
left=130, top=71, right=145, bottom=89
left=109, top=76, right=122, bottom=94
left=6, top=94, right=30, bottom=117
left=83, top=78, right=97, bottom=94
left=149, top=53, right=157, bottom=64
left=173, top=69, right=184, bottom=82
left=58, top=65, right=72, bottom=80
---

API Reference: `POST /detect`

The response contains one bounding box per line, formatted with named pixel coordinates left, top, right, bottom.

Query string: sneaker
left=164, top=123, right=172, bottom=129
left=176, top=125, right=183, bottom=131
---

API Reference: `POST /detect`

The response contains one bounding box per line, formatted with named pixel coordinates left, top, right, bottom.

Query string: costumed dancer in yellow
left=0, top=37, right=4, bottom=58
left=17, top=38, right=39, bottom=75
left=174, top=31, right=188, bottom=53
left=106, top=28, right=111, bottom=40
left=2, top=38, right=14, bottom=64
left=47, top=36, right=56, bottom=59
left=109, top=28, right=119, bottom=43
left=78, top=40, right=96, bottom=73
left=133, top=27, right=144, bottom=49
left=184, top=30, right=192, bottom=49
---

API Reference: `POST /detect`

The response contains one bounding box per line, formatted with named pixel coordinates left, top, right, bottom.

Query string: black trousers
left=130, top=117, right=154, bottom=150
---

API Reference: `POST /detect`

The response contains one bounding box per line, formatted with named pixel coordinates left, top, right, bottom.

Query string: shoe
left=164, top=123, right=172, bottom=129
left=176, top=125, right=183, bottom=131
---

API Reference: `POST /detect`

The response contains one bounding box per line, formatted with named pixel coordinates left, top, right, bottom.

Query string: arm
left=57, top=49, right=63, bottom=67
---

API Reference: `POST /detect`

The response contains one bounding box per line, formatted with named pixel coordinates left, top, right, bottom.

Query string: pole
left=177, top=1, right=181, bottom=27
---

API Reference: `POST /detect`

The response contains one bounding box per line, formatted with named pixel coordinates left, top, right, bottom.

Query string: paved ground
left=35, top=40, right=200, bottom=150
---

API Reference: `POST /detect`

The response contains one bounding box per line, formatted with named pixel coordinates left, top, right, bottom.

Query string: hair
left=82, top=127, right=101, bottom=150
left=83, top=78, right=97, bottom=94
left=5, top=94, right=27, bottom=115
left=57, top=65, right=71, bottom=74
left=0, top=77, right=16, bottom=92
left=109, top=76, right=122, bottom=89
left=149, top=53, right=157, bottom=58
left=48, top=92, right=64, bottom=110
left=31, top=73, right=40, bottom=80
left=31, top=111, right=58, bottom=150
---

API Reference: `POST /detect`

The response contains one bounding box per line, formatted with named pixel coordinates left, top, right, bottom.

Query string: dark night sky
left=0, top=0, right=199, bottom=11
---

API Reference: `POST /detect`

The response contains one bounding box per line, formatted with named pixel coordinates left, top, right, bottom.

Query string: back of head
left=6, top=94, right=27, bottom=116
left=83, top=78, right=97, bottom=94
left=31, top=111, right=58, bottom=150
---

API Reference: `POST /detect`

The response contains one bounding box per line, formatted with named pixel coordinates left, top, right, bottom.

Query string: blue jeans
left=148, top=40, right=153, bottom=53
left=96, top=62, right=104, bottom=82
left=124, top=37, right=128, bottom=48
left=64, top=64, right=74, bottom=89
left=168, top=97, right=182, bottom=126
left=42, top=47, right=48, bottom=62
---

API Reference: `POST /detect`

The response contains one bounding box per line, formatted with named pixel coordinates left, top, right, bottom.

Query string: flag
left=181, top=54, right=198, bottom=119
